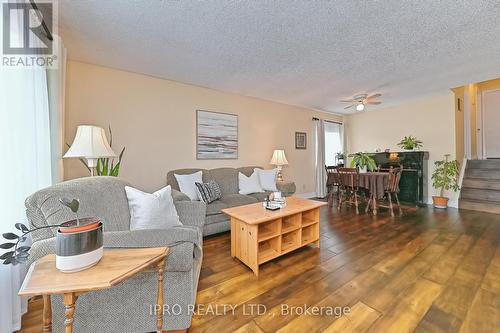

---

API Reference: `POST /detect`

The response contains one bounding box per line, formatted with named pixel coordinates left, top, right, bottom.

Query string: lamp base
left=87, top=158, right=98, bottom=176
left=276, top=166, right=284, bottom=181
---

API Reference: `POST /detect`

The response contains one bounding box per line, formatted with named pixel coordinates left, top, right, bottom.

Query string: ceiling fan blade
left=366, top=101, right=382, bottom=105
left=367, top=93, right=382, bottom=99
left=344, top=104, right=355, bottom=109
left=340, top=99, right=355, bottom=103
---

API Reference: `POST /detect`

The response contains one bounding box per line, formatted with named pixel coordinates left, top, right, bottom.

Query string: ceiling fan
left=340, top=93, right=382, bottom=111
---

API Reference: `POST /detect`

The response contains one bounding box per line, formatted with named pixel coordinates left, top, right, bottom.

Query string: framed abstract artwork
left=295, top=132, right=307, bottom=149
left=196, top=110, right=238, bottom=159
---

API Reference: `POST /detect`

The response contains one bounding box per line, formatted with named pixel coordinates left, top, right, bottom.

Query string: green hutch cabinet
left=372, top=151, right=429, bottom=206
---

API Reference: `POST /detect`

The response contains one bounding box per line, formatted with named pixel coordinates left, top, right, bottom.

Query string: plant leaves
left=118, top=147, right=125, bottom=161
left=3, top=257, right=13, bottom=265
left=0, top=242, right=16, bottom=249
left=16, top=252, right=30, bottom=259
left=0, top=251, right=14, bottom=260
left=15, top=223, right=29, bottom=232
left=59, top=198, right=80, bottom=213
left=2, top=232, right=19, bottom=240
left=17, top=246, right=31, bottom=252
left=108, top=125, right=113, bottom=147
left=110, top=162, right=120, bottom=177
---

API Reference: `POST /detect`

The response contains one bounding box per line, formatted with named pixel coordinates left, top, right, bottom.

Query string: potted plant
left=431, top=154, right=460, bottom=209
left=397, top=135, right=423, bottom=151
left=349, top=152, right=377, bottom=173
left=1, top=198, right=103, bottom=272
left=335, top=152, right=345, bottom=167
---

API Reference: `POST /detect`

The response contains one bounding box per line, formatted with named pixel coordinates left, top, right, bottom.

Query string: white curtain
left=0, top=5, right=65, bottom=332
left=314, top=119, right=327, bottom=198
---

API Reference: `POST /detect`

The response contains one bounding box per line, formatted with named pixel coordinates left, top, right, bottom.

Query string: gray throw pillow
left=195, top=180, right=222, bottom=204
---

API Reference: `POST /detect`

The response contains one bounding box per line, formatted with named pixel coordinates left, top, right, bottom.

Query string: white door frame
left=463, top=87, right=472, bottom=159
left=477, top=89, right=484, bottom=159
left=479, top=88, right=500, bottom=159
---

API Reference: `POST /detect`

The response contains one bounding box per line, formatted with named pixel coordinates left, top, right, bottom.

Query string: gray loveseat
left=25, top=176, right=206, bottom=332
left=167, top=166, right=295, bottom=236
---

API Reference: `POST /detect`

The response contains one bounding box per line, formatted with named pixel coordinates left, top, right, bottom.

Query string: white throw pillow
left=239, top=171, right=264, bottom=195
left=255, top=168, right=278, bottom=191
left=174, top=171, right=203, bottom=200
left=125, top=185, right=182, bottom=231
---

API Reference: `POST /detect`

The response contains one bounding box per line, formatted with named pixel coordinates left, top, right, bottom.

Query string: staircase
left=460, top=159, right=500, bottom=214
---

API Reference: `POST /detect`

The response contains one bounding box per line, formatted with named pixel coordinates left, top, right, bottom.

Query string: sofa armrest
left=171, top=189, right=190, bottom=202
left=174, top=200, right=206, bottom=229
left=104, top=228, right=202, bottom=272
left=27, top=237, right=56, bottom=267
left=104, top=227, right=200, bottom=248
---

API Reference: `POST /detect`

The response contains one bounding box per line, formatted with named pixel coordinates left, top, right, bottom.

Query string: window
left=324, top=121, right=343, bottom=166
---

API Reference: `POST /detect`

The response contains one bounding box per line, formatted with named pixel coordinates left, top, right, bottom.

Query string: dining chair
left=337, top=167, right=360, bottom=214
left=378, top=166, right=403, bottom=216
left=325, top=165, right=339, bottom=207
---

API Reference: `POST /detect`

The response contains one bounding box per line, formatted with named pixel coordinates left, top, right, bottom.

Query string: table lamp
left=64, top=125, right=117, bottom=176
left=270, top=149, right=289, bottom=181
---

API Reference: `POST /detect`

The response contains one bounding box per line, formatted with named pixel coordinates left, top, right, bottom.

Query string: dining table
left=334, top=171, right=391, bottom=215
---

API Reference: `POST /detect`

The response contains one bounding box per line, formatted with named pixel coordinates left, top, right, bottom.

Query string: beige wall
left=345, top=93, right=457, bottom=205
left=64, top=61, right=342, bottom=193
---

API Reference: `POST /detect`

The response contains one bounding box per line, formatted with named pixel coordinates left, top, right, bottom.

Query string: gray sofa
left=167, top=166, right=295, bottom=236
left=25, top=176, right=206, bottom=332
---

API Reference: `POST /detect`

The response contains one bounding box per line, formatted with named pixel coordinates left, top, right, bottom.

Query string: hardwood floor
left=18, top=204, right=500, bottom=332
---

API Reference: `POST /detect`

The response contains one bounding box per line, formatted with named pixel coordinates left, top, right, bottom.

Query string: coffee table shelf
left=281, top=229, right=301, bottom=253
left=258, top=219, right=281, bottom=242
left=258, top=237, right=281, bottom=264
left=224, top=197, right=326, bottom=276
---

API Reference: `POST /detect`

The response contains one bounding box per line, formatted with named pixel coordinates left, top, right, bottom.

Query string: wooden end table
left=19, top=247, right=170, bottom=333
left=222, top=197, right=326, bottom=276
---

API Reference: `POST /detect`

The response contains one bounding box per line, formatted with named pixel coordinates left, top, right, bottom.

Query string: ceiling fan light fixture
left=356, top=103, right=365, bottom=111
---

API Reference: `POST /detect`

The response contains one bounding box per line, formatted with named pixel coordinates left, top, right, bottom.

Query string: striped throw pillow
left=195, top=180, right=222, bottom=204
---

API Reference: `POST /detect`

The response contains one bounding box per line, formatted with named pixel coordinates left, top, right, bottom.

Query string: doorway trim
left=463, top=87, right=471, bottom=159
left=479, top=87, right=500, bottom=159
left=477, top=89, right=483, bottom=159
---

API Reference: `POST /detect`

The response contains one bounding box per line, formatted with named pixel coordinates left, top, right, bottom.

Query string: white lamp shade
left=270, top=149, right=289, bottom=166
left=64, top=125, right=116, bottom=159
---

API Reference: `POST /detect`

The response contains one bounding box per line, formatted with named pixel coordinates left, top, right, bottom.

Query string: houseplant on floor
left=397, top=135, right=423, bottom=151
left=349, top=152, right=377, bottom=173
left=431, top=154, right=460, bottom=208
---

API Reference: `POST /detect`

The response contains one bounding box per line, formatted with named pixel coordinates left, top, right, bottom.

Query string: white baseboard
left=294, top=192, right=316, bottom=199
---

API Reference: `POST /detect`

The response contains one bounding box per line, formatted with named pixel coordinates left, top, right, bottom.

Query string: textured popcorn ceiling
left=58, top=0, right=500, bottom=113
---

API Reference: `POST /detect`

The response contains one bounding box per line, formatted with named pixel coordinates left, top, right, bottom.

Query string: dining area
left=326, top=165, right=404, bottom=216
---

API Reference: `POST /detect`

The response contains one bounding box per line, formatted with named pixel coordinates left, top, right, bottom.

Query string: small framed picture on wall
left=295, top=132, right=307, bottom=149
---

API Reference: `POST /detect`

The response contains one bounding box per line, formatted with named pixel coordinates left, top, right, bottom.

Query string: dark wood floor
left=19, top=204, right=500, bottom=332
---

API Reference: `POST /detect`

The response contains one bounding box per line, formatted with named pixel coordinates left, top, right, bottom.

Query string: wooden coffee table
left=19, top=247, right=170, bottom=333
left=222, top=197, right=326, bottom=276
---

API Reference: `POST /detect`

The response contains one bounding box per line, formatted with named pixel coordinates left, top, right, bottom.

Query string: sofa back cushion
left=209, top=168, right=239, bottom=195
left=25, top=177, right=132, bottom=242
left=167, top=166, right=262, bottom=197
